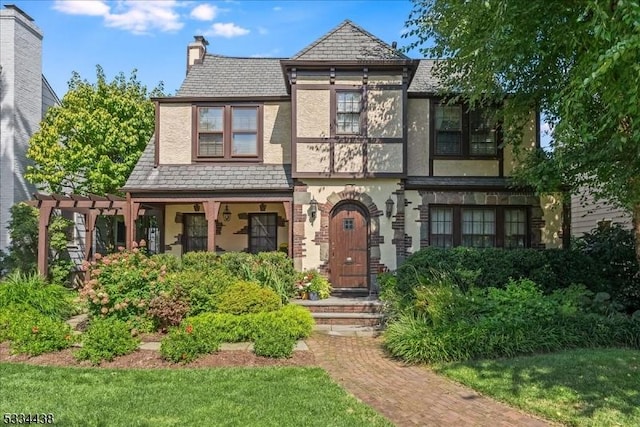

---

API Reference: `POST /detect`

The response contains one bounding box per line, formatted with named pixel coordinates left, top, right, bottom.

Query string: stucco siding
left=334, top=143, right=364, bottom=173
left=296, top=143, right=330, bottom=173
left=158, top=103, right=191, bottom=164
left=367, top=89, right=402, bottom=138
left=433, top=160, right=500, bottom=176
left=263, top=101, right=291, bottom=164
left=541, top=194, right=563, bottom=248
left=407, top=98, right=429, bottom=176
left=296, top=89, right=330, bottom=138
left=367, top=143, right=403, bottom=173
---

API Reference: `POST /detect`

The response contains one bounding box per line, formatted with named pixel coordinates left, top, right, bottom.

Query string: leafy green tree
left=26, top=65, right=163, bottom=195
left=405, top=1, right=640, bottom=260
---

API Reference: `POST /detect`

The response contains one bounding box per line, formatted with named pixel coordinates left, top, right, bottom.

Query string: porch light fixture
left=193, top=203, right=201, bottom=212
left=309, top=197, right=318, bottom=223
left=385, top=197, right=395, bottom=218
left=222, top=204, right=231, bottom=222
left=259, top=202, right=267, bottom=212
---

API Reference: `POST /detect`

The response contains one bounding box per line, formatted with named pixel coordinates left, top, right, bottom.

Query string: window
left=462, top=208, right=495, bottom=248
left=429, top=206, right=528, bottom=248
left=433, top=102, right=498, bottom=157
left=183, top=214, right=207, bottom=253
left=195, top=105, right=261, bottom=161
left=249, top=213, right=277, bottom=253
left=343, top=218, right=354, bottom=230
left=336, top=91, right=362, bottom=135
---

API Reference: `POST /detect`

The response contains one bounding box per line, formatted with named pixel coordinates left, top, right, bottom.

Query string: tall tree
left=405, top=1, right=640, bottom=259
left=26, top=65, right=164, bottom=195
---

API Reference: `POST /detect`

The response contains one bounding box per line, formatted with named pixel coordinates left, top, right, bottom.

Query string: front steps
left=292, top=297, right=384, bottom=335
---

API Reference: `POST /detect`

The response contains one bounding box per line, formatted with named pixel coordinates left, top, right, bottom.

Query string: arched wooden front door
left=329, top=202, right=369, bottom=288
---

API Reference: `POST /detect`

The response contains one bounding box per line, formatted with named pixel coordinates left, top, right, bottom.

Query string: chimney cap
left=193, top=35, right=209, bottom=46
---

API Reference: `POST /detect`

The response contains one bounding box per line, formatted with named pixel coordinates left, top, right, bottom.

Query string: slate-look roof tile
left=178, top=55, right=288, bottom=97
left=293, top=20, right=409, bottom=61
left=408, top=59, right=443, bottom=93
left=123, top=140, right=293, bottom=191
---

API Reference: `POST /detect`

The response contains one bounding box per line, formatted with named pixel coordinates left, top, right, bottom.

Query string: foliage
left=405, top=0, right=640, bottom=260
left=167, top=269, right=235, bottom=316
left=149, top=253, right=182, bottom=273
left=383, top=274, right=639, bottom=363
left=296, top=270, right=332, bottom=299
left=0, top=272, right=74, bottom=320
left=160, top=322, right=220, bottom=363
left=75, top=318, right=140, bottom=365
left=0, top=364, right=392, bottom=427
left=26, top=66, right=163, bottom=196
left=0, top=203, right=73, bottom=283
left=253, top=317, right=297, bottom=358
left=6, top=309, right=75, bottom=356
left=395, top=246, right=638, bottom=312
left=181, top=251, right=218, bottom=271
left=215, top=280, right=281, bottom=315
left=147, top=288, right=190, bottom=332
left=79, top=248, right=167, bottom=330
left=436, top=349, right=640, bottom=427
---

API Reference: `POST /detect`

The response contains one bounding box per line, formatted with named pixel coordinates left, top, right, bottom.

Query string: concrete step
left=330, top=288, right=371, bottom=298
left=292, top=297, right=383, bottom=314
left=311, top=312, right=384, bottom=327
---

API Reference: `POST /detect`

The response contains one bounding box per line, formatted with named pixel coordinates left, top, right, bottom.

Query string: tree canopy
left=405, top=0, right=640, bottom=256
left=26, top=65, right=164, bottom=195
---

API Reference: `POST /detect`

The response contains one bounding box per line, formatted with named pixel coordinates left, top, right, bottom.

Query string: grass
left=434, top=348, right=640, bottom=426
left=0, top=364, right=390, bottom=427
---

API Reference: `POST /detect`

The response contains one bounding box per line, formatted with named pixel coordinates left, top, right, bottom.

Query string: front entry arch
left=329, top=202, right=369, bottom=288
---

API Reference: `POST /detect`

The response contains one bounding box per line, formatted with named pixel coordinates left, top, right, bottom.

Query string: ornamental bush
left=164, top=269, right=235, bottom=316
left=79, top=248, right=168, bottom=329
left=0, top=272, right=74, bottom=320
left=7, top=309, right=75, bottom=356
left=215, top=280, right=281, bottom=315
left=253, top=317, right=297, bottom=358
left=181, top=251, right=219, bottom=272
left=75, top=318, right=140, bottom=365
left=160, top=322, right=220, bottom=363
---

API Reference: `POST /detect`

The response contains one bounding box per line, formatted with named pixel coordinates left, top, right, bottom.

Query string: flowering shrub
left=79, top=246, right=168, bottom=330
left=160, top=321, right=220, bottom=363
left=216, top=280, right=281, bottom=315
left=4, top=308, right=75, bottom=355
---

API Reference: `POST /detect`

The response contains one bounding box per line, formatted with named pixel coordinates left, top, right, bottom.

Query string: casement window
left=248, top=213, right=278, bottom=253
left=336, top=91, right=363, bottom=135
left=429, top=206, right=528, bottom=248
left=183, top=214, right=207, bottom=253
left=433, top=102, right=498, bottom=157
left=194, top=105, right=262, bottom=161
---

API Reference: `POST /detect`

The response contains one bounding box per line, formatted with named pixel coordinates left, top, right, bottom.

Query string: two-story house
left=123, top=20, right=565, bottom=294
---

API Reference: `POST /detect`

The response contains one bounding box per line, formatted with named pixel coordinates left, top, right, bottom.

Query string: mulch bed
left=0, top=342, right=316, bottom=369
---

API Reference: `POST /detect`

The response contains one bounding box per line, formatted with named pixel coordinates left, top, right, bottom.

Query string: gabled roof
left=178, top=54, right=289, bottom=98
left=408, top=59, right=443, bottom=94
left=292, top=19, right=409, bottom=61
left=123, top=139, right=293, bottom=192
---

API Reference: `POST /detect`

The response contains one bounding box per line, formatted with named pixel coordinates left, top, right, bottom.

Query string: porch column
left=84, top=210, right=99, bottom=281
left=283, top=200, right=293, bottom=257
left=124, top=193, right=140, bottom=249
left=37, top=204, right=54, bottom=277
left=203, top=200, right=220, bottom=252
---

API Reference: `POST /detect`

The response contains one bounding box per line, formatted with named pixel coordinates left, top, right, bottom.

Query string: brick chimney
left=187, top=35, right=208, bottom=74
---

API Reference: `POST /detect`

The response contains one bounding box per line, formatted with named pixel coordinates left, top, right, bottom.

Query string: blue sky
left=5, top=0, right=422, bottom=98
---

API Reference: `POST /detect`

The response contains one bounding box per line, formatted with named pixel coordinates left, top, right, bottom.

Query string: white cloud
left=53, top=0, right=184, bottom=35
left=273, top=6, right=282, bottom=11
left=204, top=22, right=250, bottom=38
left=250, top=48, right=281, bottom=58
left=190, top=4, right=218, bottom=21
left=53, top=0, right=110, bottom=16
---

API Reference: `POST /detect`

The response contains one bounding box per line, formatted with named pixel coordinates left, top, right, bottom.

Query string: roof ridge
left=204, top=53, right=287, bottom=60
left=291, top=19, right=352, bottom=59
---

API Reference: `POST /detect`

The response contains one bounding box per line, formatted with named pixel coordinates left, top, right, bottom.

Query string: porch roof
left=123, top=141, right=294, bottom=192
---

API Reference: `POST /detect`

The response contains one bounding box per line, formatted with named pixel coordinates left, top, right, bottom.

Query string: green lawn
left=0, top=364, right=391, bottom=427
left=434, top=348, right=640, bottom=427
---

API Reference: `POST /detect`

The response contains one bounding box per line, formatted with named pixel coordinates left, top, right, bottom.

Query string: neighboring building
left=123, top=20, right=564, bottom=293
left=571, top=190, right=632, bottom=237
left=0, top=4, right=58, bottom=252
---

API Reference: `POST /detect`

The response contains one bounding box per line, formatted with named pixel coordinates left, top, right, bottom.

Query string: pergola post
left=37, top=205, right=54, bottom=277
left=125, top=193, right=140, bottom=250
left=203, top=200, right=220, bottom=252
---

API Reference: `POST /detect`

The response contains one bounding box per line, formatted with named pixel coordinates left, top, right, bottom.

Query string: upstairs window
left=194, top=105, right=261, bottom=161
left=433, top=102, right=498, bottom=157
left=336, top=91, right=362, bottom=135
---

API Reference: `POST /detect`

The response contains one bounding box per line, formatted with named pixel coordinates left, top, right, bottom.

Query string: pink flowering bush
left=79, top=245, right=169, bottom=330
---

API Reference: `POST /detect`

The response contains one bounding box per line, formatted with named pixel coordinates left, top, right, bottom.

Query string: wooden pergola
left=28, top=193, right=141, bottom=277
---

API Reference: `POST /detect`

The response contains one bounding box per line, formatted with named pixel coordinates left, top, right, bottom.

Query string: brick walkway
left=306, top=334, right=551, bottom=427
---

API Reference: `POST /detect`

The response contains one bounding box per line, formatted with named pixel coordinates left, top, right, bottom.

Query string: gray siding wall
left=571, top=192, right=632, bottom=237
left=0, top=7, right=43, bottom=252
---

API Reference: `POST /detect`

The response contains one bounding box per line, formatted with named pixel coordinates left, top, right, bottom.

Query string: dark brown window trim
left=429, top=98, right=503, bottom=160
left=333, top=88, right=366, bottom=137
left=191, top=103, right=264, bottom=163
left=248, top=212, right=278, bottom=254
left=428, top=205, right=530, bottom=249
